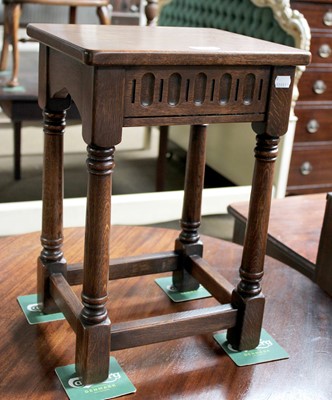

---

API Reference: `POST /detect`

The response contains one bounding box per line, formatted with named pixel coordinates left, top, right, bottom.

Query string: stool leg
left=38, top=110, right=67, bottom=314
left=173, top=124, right=207, bottom=292
left=76, top=145, right=114, bottom=385
left=227, top=134, right=279, bottom=350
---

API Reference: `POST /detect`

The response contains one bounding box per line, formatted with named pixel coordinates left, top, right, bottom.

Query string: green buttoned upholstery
left=154, top=0, right=309, bottom=197
left=158, top=0, right=295, bottom=47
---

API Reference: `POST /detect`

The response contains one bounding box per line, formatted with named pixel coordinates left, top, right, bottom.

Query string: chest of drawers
left=289, top=0, right=332, bottom=194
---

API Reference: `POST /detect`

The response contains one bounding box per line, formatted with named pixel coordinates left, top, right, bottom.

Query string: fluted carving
left=126, top=67, right=270, bottom=117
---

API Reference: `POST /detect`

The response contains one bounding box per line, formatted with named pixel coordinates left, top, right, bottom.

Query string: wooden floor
left=0, top=226, right=331, bottom=399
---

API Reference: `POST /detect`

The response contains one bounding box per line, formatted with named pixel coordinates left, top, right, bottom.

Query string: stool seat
left=26, top=24, right=310, bottom=387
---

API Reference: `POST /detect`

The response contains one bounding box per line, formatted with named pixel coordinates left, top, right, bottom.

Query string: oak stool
left=26, top=24, right=310, bottom=385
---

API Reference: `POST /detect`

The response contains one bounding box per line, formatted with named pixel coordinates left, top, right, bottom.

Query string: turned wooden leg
left=38, top=109, right=67, bottom=314
left=145, top=0, right=159, bottom=26
left=227, top=134, right=279, bottom=350
left=76, top=145, right=114, bottom=384
left=173, top=124, right=207, bottom=292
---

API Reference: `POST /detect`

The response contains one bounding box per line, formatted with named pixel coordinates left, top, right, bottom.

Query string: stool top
left=27, top=24, right=310, bottom=67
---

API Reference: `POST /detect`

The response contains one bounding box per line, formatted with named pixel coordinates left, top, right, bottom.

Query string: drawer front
left=310, top=35, right=332, bottom=64
left=294, top=106, right=332, bottom=142
left=292, top=2, right=332, bottom=31
left=297, top=69, right=332, bottom=101
left=288, top=145, right=332, bottom=188
left=286, top=182, right=332, bottom=195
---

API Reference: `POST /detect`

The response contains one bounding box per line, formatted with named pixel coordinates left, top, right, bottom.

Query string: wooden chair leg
left=145, top=0, right=158, bottom=26
left=97, top=6, right=111, bottom=25
left=227, top=134, right=279, bottom=350
left=69, top=6, right=77, bottom=24
left=315, top=192, right=332, bottom=296
left=173, top=124, right=207, bottom=292
left=3, top=3, right=21, bottom=87
left=75, top=145, right=114, bottom=385
left=0, top=4, right=10, bottom=72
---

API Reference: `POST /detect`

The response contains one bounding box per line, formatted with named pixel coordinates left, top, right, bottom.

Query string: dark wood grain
left=173, top=125, right=207, bottom=292
left=76, top=145, right=114, bottom=383
left=0, top=226, right=331, bottom=399
left=27, top=23, right=311, bottom=384
left=27, top=24, right=310, bottom=67
left=189, top=255, right=233, bottom=304
left=38, top=109, right=67, bottom=314
left=50, top=273, right=82, bottom=333
left=67, top=251, right=179, bottom=285
left=111, top=304, right=237, bottom=351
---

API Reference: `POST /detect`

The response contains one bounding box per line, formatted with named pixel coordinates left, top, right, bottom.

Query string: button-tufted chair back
left=158, top=0, right=295, bottom=46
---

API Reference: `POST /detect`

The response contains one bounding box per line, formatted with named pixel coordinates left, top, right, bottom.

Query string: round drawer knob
left=313, top=80, right=327, bottom=94
left=306, top=119, right=320, bottom=133
left=323, top=10, right=332, bottom=26
left=319, top=44, right=332, bottom=58
left=300, top=161, right=313, bottom=176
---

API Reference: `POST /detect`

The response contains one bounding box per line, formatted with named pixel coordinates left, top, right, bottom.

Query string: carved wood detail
left=125, top=66, right=270, bottom=117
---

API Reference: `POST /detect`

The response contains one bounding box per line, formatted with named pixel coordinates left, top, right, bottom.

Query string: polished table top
left=26, top=24, right=310, bottom=66
left=0, top=226, right=331, bottom=399
left=228, top=193, right=327, bottom=267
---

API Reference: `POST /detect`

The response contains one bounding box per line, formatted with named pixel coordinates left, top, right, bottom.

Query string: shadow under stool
left=26, top=23, right=310, bottom=385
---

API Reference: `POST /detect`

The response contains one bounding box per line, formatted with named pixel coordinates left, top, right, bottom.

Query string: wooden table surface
left=228, top=193, right=327, bottom=272
left=0, top=226, right=331, bottom=399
